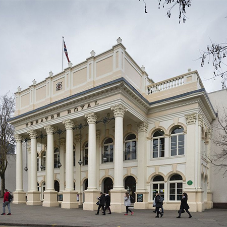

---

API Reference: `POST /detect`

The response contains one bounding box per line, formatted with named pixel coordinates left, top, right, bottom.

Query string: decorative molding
left=198, top=114, right=203, bottom=127
left=185, top=113, right=197, bottom=125
left=28, top=130, right=37, bottom=139
left=167, top=122, right=187, bottom=134
left=111, top=104, right=127, bottom=118
left=138, top=122, right=148, bottom=133
left=44, top=125, right=55, bottom=134
left=14, top=134, right=22, bottom=142
left=147, top=172, right=166, bottom=183
left=148, top=126, right=167, bottom=138
left=75, top=134, right=81, bottom=143
left=85, top=112, right=97, bottom=124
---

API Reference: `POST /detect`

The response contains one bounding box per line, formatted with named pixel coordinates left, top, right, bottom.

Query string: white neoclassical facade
left=10, top=38, right=216, bottom=212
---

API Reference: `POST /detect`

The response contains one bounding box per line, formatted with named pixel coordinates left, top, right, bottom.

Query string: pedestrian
left=1, top=189, right=11, bottom=215
left=124, top=192, right=134, bottom=215
left=95, top=192, right=106, bottom=215
left=176, top=192, right=192, bottom=218
left=154, top=192, right=163, bottom=218
left=104, top=192, right=111, bottom=214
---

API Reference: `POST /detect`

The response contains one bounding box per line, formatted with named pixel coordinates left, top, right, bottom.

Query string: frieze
left=185, top=113, right=197, bottom=125
left=138, top=122, right=148, bottom=133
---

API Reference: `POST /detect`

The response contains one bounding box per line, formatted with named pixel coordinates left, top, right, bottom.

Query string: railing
left=147, top=75, right=184, bottom=94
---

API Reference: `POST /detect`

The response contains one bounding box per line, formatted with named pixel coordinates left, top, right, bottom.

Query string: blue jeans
left=3, top=201, right=11, bottom=214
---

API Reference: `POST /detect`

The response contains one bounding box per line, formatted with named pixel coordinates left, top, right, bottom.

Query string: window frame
left=124, top=134, right=137, bottom=161
left=152, top=130, right=165, bottom=159
left=151, top=175, right=165, bottom=201
left=102, top=137, right=114, bottom=163
left=170, top=126, right=185, bottom=156
left=168, top=174, right=183, bottom=201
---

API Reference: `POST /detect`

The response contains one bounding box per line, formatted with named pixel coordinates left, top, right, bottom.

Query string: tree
left=0, top=94, right=15, bottom=197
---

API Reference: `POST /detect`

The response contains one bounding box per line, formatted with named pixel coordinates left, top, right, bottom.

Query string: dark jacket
left=105, top=194, right=110, bottom=207
left=155, top=195, right=162, bottom=208
left=180, top=196, right=189, bottom=210
left=99, top=194, right=106, bottom=206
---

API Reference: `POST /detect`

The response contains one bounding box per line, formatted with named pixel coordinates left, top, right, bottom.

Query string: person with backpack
left=154, top=193, right=163, bottom=218
left=124, top=192, right=134, bottom=215
left=176, top=192, right=192, bottom=218
left=1, top=189, right=12, bottom=215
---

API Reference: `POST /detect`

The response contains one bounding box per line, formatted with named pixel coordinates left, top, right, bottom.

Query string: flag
left=63, top=40, right=70, bottom=63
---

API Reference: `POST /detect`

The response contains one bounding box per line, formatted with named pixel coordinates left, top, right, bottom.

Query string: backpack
left=8, top=192, right=13, bottom=202
left=158, top=196, right=164, bottom=204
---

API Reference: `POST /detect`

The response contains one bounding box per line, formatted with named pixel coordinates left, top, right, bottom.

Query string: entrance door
left=103, top=177, right=113, bottom=194
left=83, top=179, right=88, bottom=203
left=125, top=176, right=136, bottom=203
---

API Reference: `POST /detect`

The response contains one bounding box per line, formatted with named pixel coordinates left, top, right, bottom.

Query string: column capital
left=59, top=138, right=66, bottom=145
left=75, top=134, right=81, bottom=143
left=85, top=113, right=97, bottom=124
left=44, top=125, right=55, bottom=134
left=185, top=113, right=197, bottom=125
left=111, top=104, right=127, bottom=118
left=63, top=119, right=75, bottom=130
left=138, top=122, right=148, bottom=133
left=14, top=134, right=22, bottom=142
left=28, top=130, right=37, bottom=139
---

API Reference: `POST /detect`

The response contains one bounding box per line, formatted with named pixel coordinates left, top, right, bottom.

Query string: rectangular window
left=160, top=138, right=165, bottom=157
left=178, top=135, right=184, bottom=155
left=169, top=183, right=176, bottom=200
left=171, top=136, right=177, bottom=156
left=153, top=139, right=158, bottom=158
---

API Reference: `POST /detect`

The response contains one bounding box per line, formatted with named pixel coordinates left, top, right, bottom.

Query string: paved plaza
left=0, top=199, right=226, bottom=227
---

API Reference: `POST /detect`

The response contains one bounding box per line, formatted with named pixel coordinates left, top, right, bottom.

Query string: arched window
left=73, top=145, right=76, bottom=167
left=124, top=134, right=137, bottom=160
left=152, top=130, right=165, bottom=158
left=169, top=174, right=183, bottom=201
left=102, top=138, right=113, bottom=163
left=152, top=175, right=164, bottom=200
left=54, top=148, right=60, bottom=168
left=37, top=153, right=39, bottom=171
left=83, top=142, right=88, bottom=165
left=41, top=151, right=46, bottom=171
left=171, top=126, right=184, bottom=156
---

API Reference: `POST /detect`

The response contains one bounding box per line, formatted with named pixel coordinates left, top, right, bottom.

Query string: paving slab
left=0, top=199, right=226, bottom=227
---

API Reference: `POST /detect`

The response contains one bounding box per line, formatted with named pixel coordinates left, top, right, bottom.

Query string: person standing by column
left=124, top=192, right=134, bottom=215
left=1, top=189, right=11, bottom=215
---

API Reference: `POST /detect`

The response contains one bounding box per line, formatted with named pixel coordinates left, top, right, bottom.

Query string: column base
left=61, top=191, right=79, bottom=209
left=134, top=191, right=149, bottom=209
left=26, top=191, right=42, bottom=205
left=110, top=189, right=127, bottom=213
left=83, top=190, right=100, bottom=211
left=42, top=191, right=59, bottom=207
left=12, top=191, right=26, bottom=204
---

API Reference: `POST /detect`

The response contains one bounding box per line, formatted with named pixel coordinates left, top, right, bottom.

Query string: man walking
left=1, top=189, right=11, bottom=215
left=95, top=192, right=106, bottom=215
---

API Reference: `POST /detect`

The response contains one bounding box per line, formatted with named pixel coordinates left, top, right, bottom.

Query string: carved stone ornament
left=75, top=134, right=81, bottom=143
left=185, top=113, right=197, bottom=125
left=59, top=138, right=66, bottom=145
left=44, top=125, right=55, bottom=134
left=63, top=119, right=75, bottom=130
left=111, top=104, right=127, bottom=118
left=198, top=114, right=203, bottom=127
left=85, top=113, right=97, bottom=124
left=96, top=130, right=101, bottom=140
left=14, top=134, right=22, bottom=142
left=28, top=130, right=37, bottom=139
left=138, top=122, right=148, bottom=133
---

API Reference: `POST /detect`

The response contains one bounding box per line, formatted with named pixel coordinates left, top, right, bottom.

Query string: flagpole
left=62, top=36, right=64, bottom=71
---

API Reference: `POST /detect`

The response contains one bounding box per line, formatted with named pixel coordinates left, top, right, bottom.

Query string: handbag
left=96, top=201, right=100, bottom=205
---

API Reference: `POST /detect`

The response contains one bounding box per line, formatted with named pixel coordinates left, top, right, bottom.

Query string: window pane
left=153, top=139, right=158, bottom=158
left=170, top=174, right=183, bottom=181
left=170, top=195, right=175, bottom=200
left=153, top=130, right=164, bottom=137
left=178, top=134, right=184, bottom=155
left=171, top=127, right=184, bottom=134
left=171, top=136, right=177, bottom=156
left=170, top=183, right=175, bottom=189
left=160, top=138, right=165, bottom=157
left=104, top=138, right=113, bottom=144
left=125, top=134, right=136, bottom=141
left=132, top=141, right=136, bottom=159
left=110, top=145, right=113, bottom=162
left=177, top=195, right=182, bottom=200
left=153, top=175, right=164, bottom=182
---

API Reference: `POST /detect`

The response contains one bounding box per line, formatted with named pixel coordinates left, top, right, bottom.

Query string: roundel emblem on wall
left=187, top=180, right=193, bottom=185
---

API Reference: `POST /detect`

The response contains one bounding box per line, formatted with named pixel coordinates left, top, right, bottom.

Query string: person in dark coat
left=177, top=193, right=192, bottom=218
left=96, top=192, right=106, bottom=215
left=104, top=192, right=111, bottom=214
left=155, top=193, right=163, bottom=218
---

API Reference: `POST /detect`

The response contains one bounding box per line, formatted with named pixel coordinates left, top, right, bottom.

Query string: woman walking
left=154, top=193, right=163, bottom=218
left=124, top=192, right=134, bottom=215
left=177, top=193, right=192, bottom=218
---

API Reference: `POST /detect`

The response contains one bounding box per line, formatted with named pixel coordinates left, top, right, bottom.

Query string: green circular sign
left=187, top=180, right=193, bottom=185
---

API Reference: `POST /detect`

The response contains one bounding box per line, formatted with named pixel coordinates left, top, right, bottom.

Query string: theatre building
left=10, top=38, right=216, bottom=212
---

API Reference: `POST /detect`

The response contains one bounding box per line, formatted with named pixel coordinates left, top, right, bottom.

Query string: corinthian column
left=59, top=138, right=66, bottom=192
left=110, top=104, right=127, bottom=213
left=13, top=134, right=26, bottom=204
left=134, top=122, right=148, bottom=209
left=61, top=120, right=79, bottom=209
left=26, top=130, right=41, bottom=205
left=83, top=113, right=100, bottom=211
left=43, top=125, right=58, bottom=207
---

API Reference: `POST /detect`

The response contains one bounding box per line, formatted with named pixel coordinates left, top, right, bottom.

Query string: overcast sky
left=0, top=0, right=226, bottom=98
